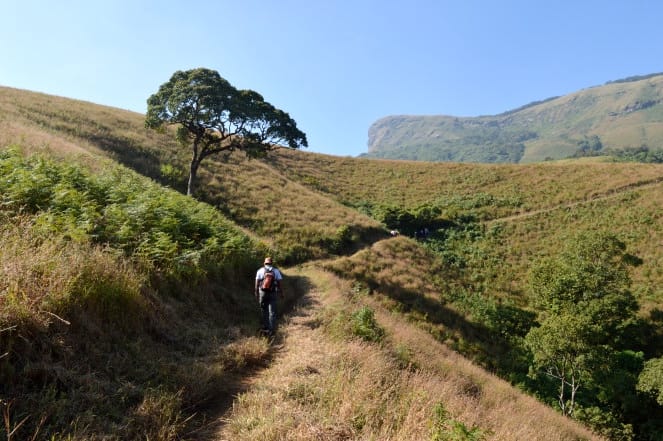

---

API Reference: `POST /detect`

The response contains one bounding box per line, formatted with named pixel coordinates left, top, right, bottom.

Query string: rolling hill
left=365, top=73, right=663, bottom=163
left=2, top=85, right=663, bottom=439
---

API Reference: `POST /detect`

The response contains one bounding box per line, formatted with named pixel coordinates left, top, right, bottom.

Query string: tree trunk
left=568, top=373, right=579, bottom=417
left=559, top=375, right=567, bottom=416
left=187, top=158, right=199, bottom=196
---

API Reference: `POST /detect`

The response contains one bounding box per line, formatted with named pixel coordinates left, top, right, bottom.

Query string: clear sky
left=2, top=1, right=662, bottom=157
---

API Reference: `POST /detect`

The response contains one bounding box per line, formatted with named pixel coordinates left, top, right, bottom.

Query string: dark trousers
left=258, top=289, right=277, bottom=332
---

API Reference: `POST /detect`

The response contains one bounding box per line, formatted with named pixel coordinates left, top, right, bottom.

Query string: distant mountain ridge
left=365, top=73, right=663, bottom=163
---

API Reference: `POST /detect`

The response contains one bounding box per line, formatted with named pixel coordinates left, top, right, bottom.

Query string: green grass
left=0, top=147, right=258, bottom=279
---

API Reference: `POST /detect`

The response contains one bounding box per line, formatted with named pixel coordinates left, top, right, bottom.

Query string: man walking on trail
left=255, top=257, right=284, bottom=336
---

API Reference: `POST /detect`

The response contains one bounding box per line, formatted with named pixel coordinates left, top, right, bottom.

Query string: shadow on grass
left=23, top=109, right=175, bottom=188
left=188, top=273, right=316, bottom=440
left=85, top=133, right=169, bottom=185
left=353, top=275, right=530, bottom=375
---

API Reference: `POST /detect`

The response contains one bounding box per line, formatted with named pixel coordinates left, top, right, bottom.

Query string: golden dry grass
left=271, top=147, right=663, bottom=218
left=217, top=266, right=602, bottom=440
left=484, top=182, right=663, bottom=311
left=0, top=217, right=145, bottom=328
left=2, top=85, right=659, bottom=439
left=196, top=152, right=385, bottom=261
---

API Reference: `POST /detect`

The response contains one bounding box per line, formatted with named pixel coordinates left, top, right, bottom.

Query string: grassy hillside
left=2, top=86, right=663, bottom=439
left=270, top=148, right=663, bottom=300
left=0, top=148, right=277, bottom=439
left=365, top=73, right=663, bottom=163
left=271, top=149, right=663, bottom=439
left=219, top=264, right=601, bottom=440
left=272, top=148, right=663, bottom=218
left=0, top=86, right=385, bottom=264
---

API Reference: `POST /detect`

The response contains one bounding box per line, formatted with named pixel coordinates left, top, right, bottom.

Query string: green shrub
left=393, top=343, right=418, bottom=370
left=430, top=402, right=491, bottom=441
left=351, top=307, right=385, bottom=343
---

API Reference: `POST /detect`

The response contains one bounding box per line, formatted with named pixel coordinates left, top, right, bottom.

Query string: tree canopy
left=146, top=68, right=308, bottom=196
left=525, top=231, right=639, bottom=420
left=638, top=357, right=663, bottom=406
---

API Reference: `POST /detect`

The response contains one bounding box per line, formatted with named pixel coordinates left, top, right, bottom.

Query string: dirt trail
left=486, top=176, right=663, bottom=225
left=213, top=267, right=332, bottom=440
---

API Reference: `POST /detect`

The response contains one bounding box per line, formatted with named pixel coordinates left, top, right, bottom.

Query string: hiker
left=254, top=256, right=284, bottom=336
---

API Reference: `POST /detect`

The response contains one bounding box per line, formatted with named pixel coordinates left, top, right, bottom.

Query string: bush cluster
left=0, top=147, right=257, bottom=280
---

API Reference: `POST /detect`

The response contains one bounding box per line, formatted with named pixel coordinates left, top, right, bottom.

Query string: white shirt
left=256, top=265, right=283, bottom=283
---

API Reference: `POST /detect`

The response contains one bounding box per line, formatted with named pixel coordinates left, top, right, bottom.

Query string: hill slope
left=0, top=86, right=385, bottom=264
left=272, top=148, right=663, bottom=309
left=3, top=86, right=663, bottom=439
left=366, top=73, right=663, bottom=163
left=218, top=263, right=602, bottom=440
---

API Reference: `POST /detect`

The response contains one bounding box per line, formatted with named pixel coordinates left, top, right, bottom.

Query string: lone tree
left=146, top=68, right=308, bottom=196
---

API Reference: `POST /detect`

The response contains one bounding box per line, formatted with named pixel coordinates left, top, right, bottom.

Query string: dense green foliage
left=571, top=135, right=604, bottom=158
left=350, top=206, right=662, bottom=439
left=571, top=139, right=663, bottom=163
left=146, top=67, right=307, bottom=195
left=638, top=357, right=663, bottom=405
left=525, top=232, right=641, bottom=436
left=348, top=192, right=522, bottom=236
left=608, top=145, right=663, bottom=163
left=0, top=147, right=257, bottom=279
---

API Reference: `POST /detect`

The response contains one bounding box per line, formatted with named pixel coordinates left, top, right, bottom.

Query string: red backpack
left=261, top=267, right=276, bottom=291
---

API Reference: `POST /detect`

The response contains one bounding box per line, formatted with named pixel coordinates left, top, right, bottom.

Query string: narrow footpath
left=487, top=176, right=663, bottom=225
left=214, top=266, right=338, bottom=440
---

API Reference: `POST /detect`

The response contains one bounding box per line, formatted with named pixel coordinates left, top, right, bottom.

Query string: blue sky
left=2, top=1, right=662, bottom=157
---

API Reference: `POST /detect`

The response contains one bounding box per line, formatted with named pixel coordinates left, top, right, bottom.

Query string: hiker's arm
left=254, top=279, right=260, bottom=298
